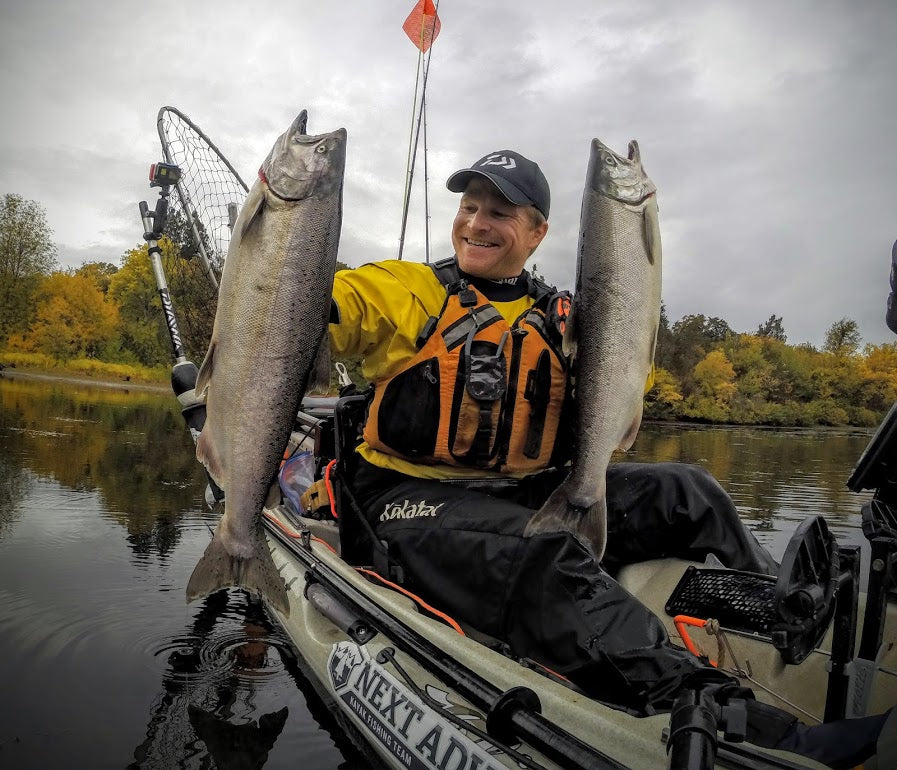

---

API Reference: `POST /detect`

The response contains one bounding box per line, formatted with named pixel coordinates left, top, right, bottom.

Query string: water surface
left=0, top=374, right=877, bottom=768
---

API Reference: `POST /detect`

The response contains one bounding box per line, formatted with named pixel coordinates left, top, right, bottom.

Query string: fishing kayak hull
left=260, top=506, right=866, bottom=770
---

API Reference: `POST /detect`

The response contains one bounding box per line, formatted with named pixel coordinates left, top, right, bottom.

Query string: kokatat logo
left=380, top=499, right=444, bottom=521
left=479, top=154, right=516, bottom=170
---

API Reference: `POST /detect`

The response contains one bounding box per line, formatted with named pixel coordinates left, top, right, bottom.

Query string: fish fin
left=644, top=197, right=662, bottom=266
left=264, top=481, right=281, bottom=510
left=239, top=185, right=266, bottom=241
left=307, top=333, right=332, bottom=394
left=523, top=483, right=607, bottom=560
left=186, top=531, right=290, bottom=616
left=618, top=400, right=644, bottom=452
left=196, top=419, right=225, bottom=487
left=562, top=295, right=579, bottom=358
left=195, top=340, right=216, bottom=398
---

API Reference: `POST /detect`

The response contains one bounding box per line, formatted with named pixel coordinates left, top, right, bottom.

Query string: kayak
left=247, top=397, right=897, bottom=770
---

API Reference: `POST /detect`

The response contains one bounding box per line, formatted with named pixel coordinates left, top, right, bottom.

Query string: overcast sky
left=2, top=0, right=895, bottom=347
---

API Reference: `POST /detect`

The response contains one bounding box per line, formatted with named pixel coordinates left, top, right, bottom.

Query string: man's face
left=451, top=179, right=548, bottom=279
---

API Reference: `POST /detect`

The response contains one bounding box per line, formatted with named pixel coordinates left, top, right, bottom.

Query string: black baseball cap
left=446, top=150, right=550, bottom=218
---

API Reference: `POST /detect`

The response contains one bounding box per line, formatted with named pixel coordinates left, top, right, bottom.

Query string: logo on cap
left=479, top=154, right=517, bottom=170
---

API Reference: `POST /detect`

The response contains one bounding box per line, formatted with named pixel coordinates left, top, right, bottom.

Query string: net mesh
left=154, top=107, right=249, bottom=358
left=157, top=106, right=248, bottom=274
left=665, top=567, right=777, bottom=635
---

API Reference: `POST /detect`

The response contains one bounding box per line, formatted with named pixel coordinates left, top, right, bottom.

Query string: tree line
left=647, top=309, right=896, bottom=427
left=2, top=192, right=895, bottom=427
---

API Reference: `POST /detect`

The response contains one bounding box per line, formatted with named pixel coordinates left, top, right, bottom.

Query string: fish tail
left=186, top=533, right=290, bottom=615
left=524, top=484, right=608, bottom=561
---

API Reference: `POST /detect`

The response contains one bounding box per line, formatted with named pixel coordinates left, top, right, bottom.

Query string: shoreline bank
left=0, top=366, right=170, bottom=395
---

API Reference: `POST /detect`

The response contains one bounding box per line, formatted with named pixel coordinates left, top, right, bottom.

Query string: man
left=327, top=150, right=887, bottom=764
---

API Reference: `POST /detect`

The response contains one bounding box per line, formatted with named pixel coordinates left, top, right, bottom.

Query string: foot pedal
left=666, top=516, right=839, bottom=665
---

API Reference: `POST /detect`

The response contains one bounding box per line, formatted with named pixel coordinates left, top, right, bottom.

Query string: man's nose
left=469, top=209, right=489, bottom=231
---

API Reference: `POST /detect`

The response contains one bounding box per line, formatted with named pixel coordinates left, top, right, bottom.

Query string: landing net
left=157, top=106, right=249, bottom=281
left=154, top=106, right=249, bottom=356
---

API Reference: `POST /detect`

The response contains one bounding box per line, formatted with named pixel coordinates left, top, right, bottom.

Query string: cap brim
left=446, top=169, right=533, bottom=207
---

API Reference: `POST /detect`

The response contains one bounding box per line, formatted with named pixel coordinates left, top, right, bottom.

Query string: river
left=0, top=373, right=877, bottom=769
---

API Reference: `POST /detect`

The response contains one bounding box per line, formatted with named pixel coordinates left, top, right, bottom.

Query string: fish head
left=588, top=138, right=656, bottom=205
left=260, top=110, right=347, bottom=201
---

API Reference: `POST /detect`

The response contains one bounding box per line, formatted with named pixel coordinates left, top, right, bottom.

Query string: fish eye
left=315, top=144, right=328, bottom=154
left=605, top=156, right=616, bottom=166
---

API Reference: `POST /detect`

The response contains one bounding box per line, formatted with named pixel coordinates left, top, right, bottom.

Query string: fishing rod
left=138, top=163, right=222, bottom=503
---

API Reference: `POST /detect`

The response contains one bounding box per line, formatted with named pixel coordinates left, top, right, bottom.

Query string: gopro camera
left=149, top=162, right=182, bottom=188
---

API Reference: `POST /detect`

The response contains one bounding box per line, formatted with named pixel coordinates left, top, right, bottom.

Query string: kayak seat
left=666, top=515, right=843, bottom=666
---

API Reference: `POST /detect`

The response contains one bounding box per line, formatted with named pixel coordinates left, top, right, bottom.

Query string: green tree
left=0, top=194, right=58, bottom=342
left=823, top=317, right=861, bottom=356
left=663, top=314, right=734, bottom=387
left=164, top=206, right=219, bottom=270
left=756, top=314, right=787, bottom=342
left=76, top=261, right=118, bottom=295
left=654, top=302, right=675, bottom=372
left=157, top=208, right=220, bottom=358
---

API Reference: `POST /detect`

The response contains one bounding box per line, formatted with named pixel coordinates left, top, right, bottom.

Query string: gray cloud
left=1, top=0, right=894, bottom=348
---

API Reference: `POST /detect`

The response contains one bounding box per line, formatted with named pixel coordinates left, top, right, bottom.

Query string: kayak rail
left=265, top=516, right=630, bottom=770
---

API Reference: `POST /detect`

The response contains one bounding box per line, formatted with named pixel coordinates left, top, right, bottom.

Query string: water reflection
left=129, top=592, right=289, bottom=769
left=625, top=422, right=874, bottom=559
left=0, top=374, right=206, bottom=560
left=0, top=456, right=31, bottom=537
left=0, top=375, right=378, bottom=769
left=129, top=590, right=374, bottom=770
left=0, top=374, right=879, bottom=768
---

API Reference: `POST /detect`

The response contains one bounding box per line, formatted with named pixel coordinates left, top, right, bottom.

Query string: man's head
left=447, top=150, right=550, bottom=279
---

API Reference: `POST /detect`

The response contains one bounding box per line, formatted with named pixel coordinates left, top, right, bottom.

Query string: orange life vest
left=363, top=259, right=570, bottom=474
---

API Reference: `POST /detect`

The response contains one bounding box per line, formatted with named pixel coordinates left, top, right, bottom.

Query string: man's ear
left=530, top=221, right=549, bottom=252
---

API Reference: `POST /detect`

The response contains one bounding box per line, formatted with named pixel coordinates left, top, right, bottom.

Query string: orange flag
left=402, top=0, right=441, bottom=52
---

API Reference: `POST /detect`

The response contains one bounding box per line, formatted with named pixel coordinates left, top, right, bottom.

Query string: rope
left=324, top=459, right=338, bottom=519
left=357, top=568, right=465, bottom=636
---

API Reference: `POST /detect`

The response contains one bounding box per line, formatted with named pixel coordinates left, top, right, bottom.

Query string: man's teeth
left=467, top=239, right=494, bottom=247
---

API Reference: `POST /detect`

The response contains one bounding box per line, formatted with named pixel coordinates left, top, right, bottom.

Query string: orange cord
left=356, top=567, right=465, bottom=636
left=324, top=459, right=338, bottom=519
left=262, top=511, right=465, bottom=636
left=673, top=615, right=718, bottom=667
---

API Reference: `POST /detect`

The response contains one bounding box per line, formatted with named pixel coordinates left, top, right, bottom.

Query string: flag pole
left=397, top=51, right=424, bottom=262
left=397, top=53, right=432, bottom=261
left=422, top=76, right=431, bottom=263
left=397, top=1, right=440, bottom=262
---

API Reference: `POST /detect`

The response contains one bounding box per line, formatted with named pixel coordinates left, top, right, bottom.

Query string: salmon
left=188, top=110, right=346, bottom=613
left=524, top=138, right=662, bottom=560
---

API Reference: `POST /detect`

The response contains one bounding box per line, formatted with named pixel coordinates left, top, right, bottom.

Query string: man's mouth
left=465, top=238, right=496, bottom=248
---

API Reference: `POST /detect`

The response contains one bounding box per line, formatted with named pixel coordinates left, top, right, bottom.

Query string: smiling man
left=327, top=147, right=778, bottom=698
left=449, top=155, right=549, bottom=279
left=322, top=149, right=889, bottom=764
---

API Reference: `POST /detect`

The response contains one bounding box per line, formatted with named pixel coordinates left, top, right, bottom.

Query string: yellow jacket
left=330, top=259, right=655, bottom=479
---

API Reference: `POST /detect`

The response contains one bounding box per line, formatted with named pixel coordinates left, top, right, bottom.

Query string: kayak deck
left=260, top=506, right=864, bottom=770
